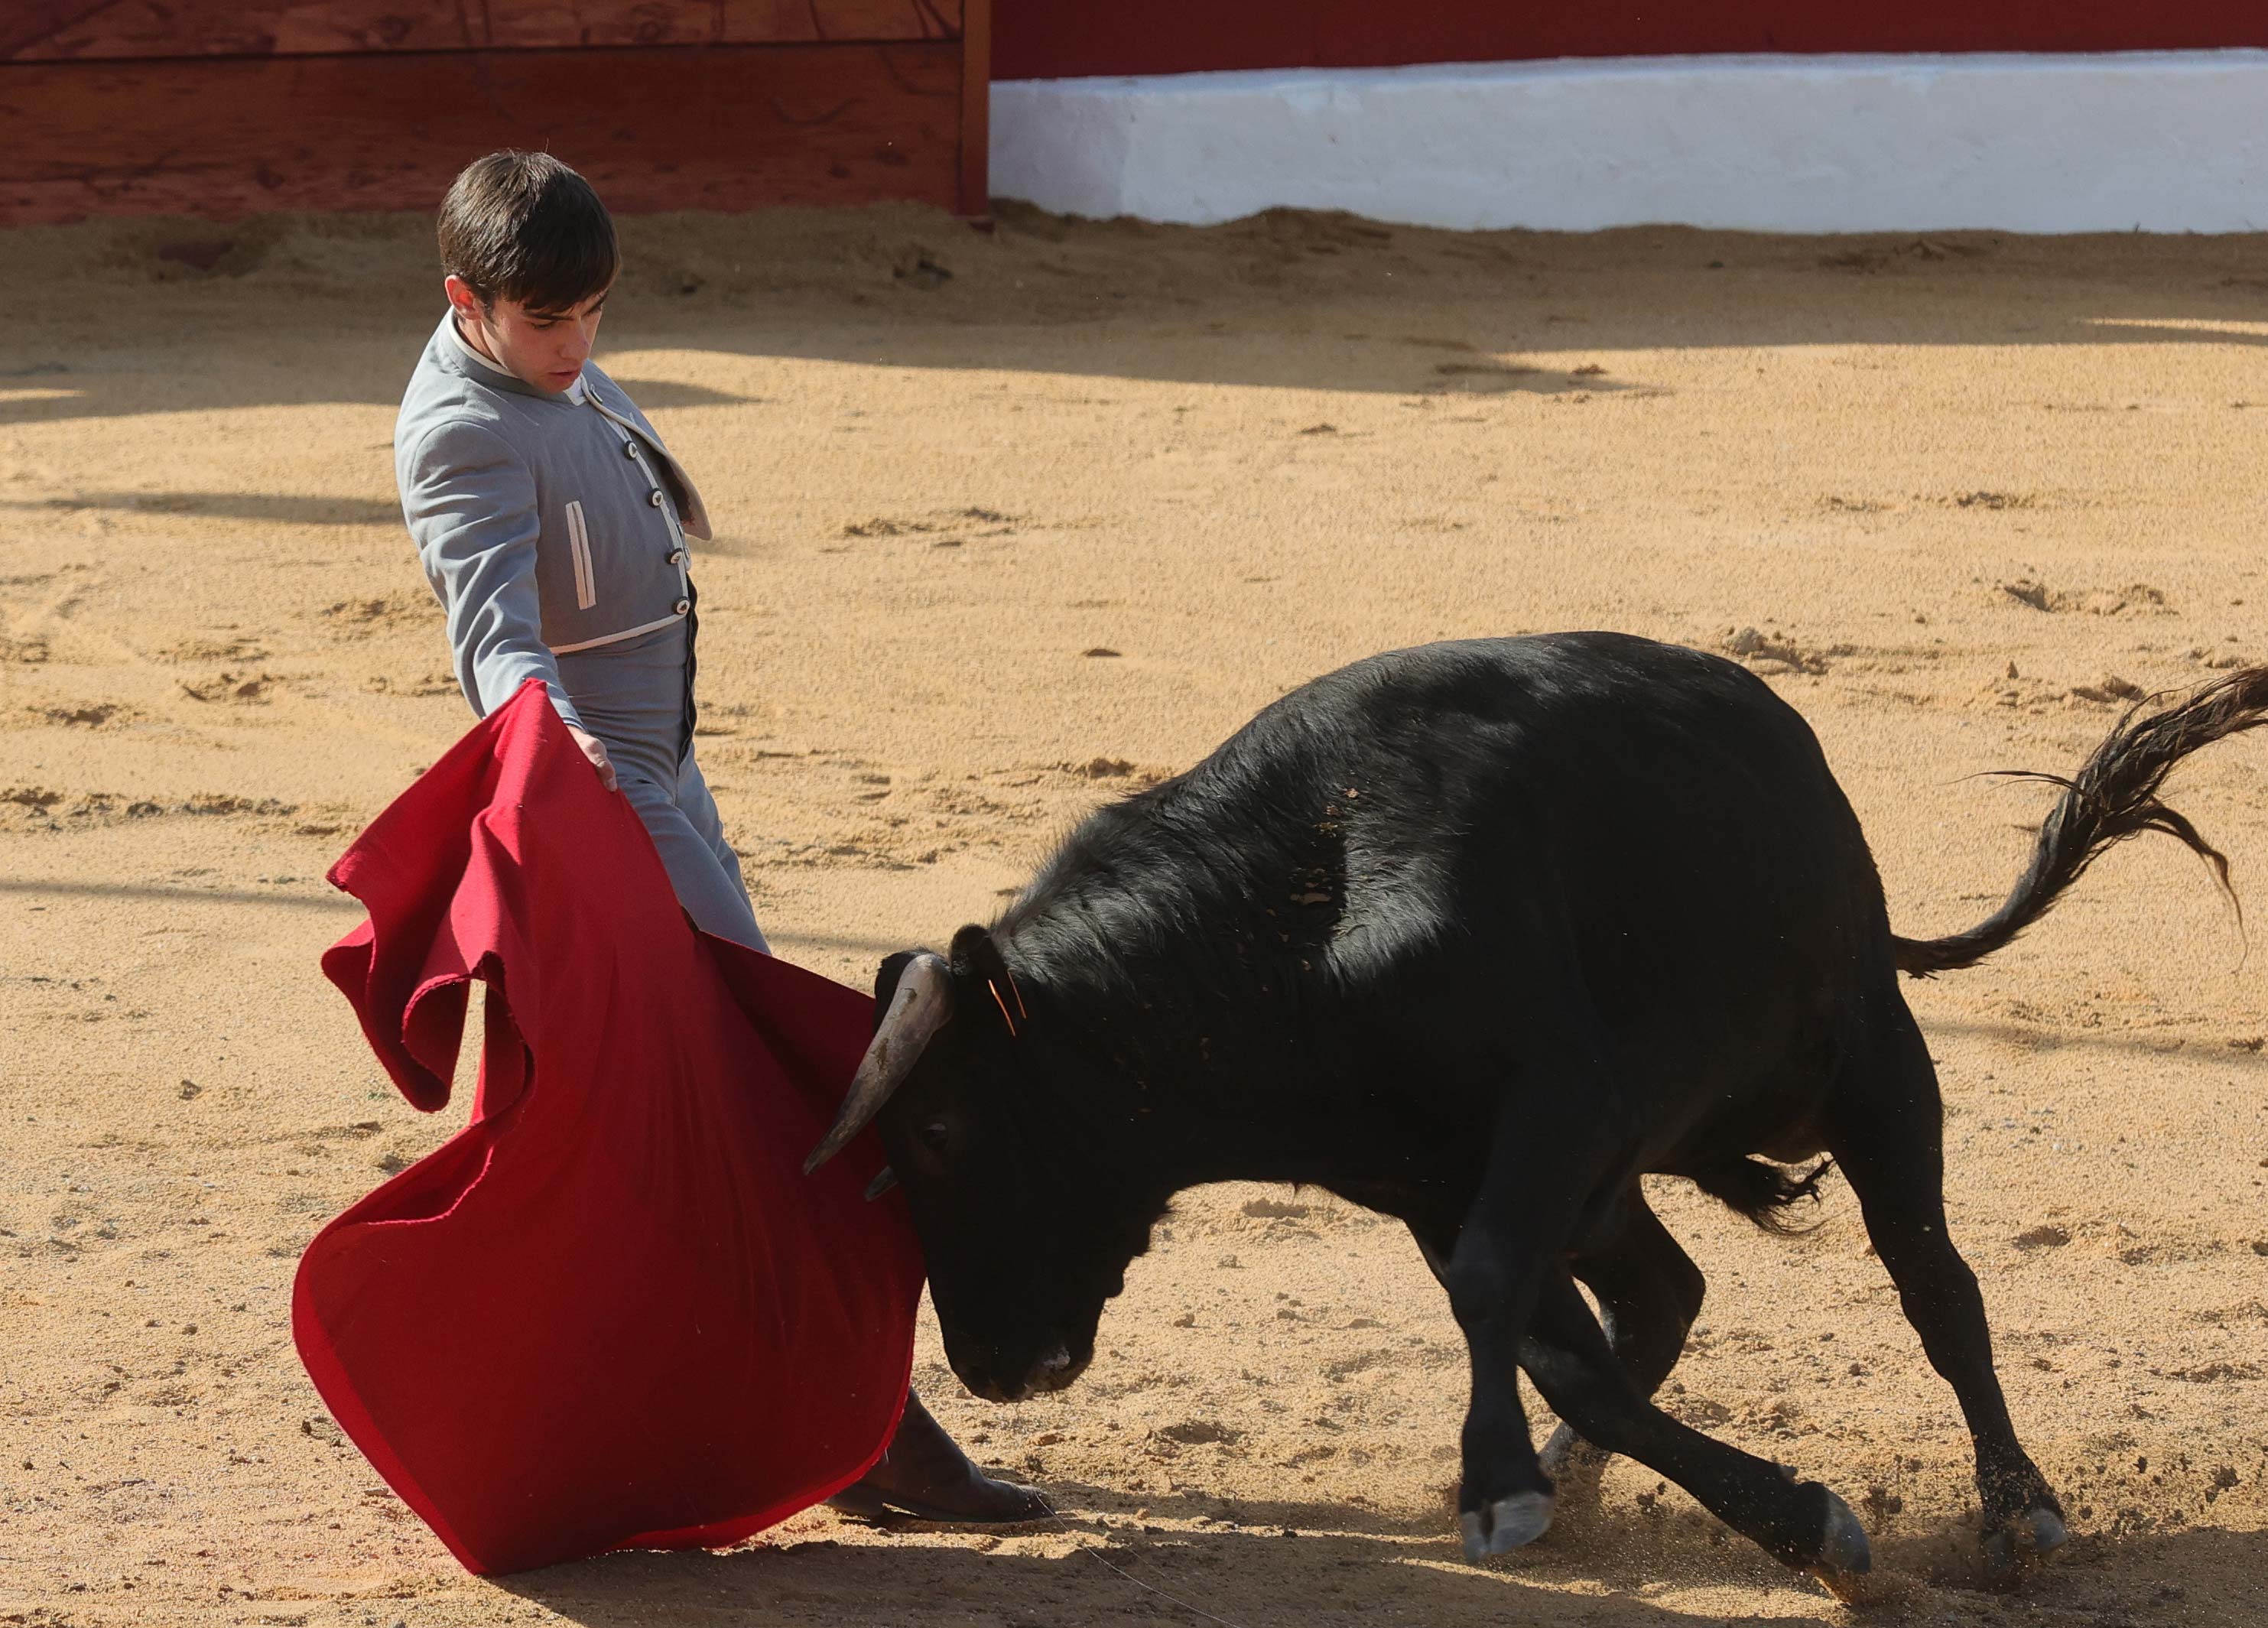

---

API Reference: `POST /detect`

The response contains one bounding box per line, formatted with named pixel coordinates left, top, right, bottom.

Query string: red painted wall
left=994, top=2, right=2268, bottom=80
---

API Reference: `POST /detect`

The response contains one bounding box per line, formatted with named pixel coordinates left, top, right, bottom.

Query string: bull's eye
left=920, top=1119, right=950, bottom=1152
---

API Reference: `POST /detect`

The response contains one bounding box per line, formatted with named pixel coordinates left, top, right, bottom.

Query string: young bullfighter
left=394, top=148, right=1045, bottom=1526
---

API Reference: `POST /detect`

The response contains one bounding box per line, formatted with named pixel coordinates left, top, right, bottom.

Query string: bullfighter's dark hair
left=437, top=151, right=619, bottom=314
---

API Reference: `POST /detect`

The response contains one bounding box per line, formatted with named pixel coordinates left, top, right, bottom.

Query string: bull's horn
left=803, top=952, right=952, bottom=1174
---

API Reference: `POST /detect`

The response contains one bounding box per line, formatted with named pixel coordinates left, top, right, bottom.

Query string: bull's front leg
left=1447, top=1230, right=1554, bottom=1557
left=1438, top=1091, right=1617, bottom=1561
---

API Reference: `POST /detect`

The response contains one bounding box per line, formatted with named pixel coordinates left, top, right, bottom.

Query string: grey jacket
left=395, top=313, right=713, bottom=730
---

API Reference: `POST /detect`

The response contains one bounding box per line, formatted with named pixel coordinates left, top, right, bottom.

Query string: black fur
left=1688, top=1155, right=1837, bottom=1233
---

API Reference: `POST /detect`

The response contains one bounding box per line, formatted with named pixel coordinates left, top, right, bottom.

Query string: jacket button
left=623, top=441, right=639, bottom=458
left=668, top=550, right=684, bottom=565
left=648, top=489, right=664, bottom=507
left=674, top=597, right=690, bottom=616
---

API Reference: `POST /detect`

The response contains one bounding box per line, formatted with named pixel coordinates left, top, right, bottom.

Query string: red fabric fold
left=293, top=678, right=921, bottom=1575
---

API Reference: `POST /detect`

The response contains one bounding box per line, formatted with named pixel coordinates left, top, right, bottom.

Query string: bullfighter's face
left=444, top=275, right=611, bottom=396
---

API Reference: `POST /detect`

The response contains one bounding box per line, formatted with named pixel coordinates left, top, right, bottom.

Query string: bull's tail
left=1892, top=666, right=2268, bottom=977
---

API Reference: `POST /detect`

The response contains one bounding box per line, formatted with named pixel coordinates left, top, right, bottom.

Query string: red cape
left=293, top=680, right=922, bottom=1575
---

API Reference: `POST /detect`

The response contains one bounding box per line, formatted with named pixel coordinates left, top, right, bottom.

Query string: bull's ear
left=950, top=924, right=1028, bottom=1033
left=949, top=923, right=1002, bottom=977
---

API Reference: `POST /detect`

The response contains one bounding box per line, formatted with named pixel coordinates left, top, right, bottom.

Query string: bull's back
left=1012, top=633, right=1895, bottom=1117
left=1210, top=633, right=1895, bottom=1041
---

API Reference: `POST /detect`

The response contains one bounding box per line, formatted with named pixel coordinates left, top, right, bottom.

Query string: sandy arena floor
left=4, top=206, right=2268, bottom=1626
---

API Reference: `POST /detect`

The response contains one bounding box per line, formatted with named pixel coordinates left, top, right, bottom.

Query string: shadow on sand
left=5, top=210, right=2267, bottom=431
left=1925, top=1014, right=2268, bottom=1066
left=493, top=1488, right=2268, bottom=1627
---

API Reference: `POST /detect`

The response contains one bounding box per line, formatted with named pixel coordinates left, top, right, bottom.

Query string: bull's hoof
left=1807, top=1489, right=1874, bottom=1603
left=1461, top=1490, right=1555, bottom=1562
left=1983, top=1505, right=2069, bottom=1584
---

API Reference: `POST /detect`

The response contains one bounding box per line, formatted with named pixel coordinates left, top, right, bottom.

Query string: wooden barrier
left=993, top=0, right=2268, bottom=80
left=0, top=2, right=989, bottom=224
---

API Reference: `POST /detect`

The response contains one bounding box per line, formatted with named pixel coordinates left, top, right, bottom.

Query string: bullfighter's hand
left=567, top=724, right=619, bottom=791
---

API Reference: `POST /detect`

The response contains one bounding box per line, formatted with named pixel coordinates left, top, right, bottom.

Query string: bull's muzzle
left=961, top=1342, right=1090, bottom=1405
left=1035, top=1344, right=1091, bottom=1392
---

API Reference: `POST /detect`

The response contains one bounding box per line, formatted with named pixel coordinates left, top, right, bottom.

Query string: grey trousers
left=555, top=623, right=768, bottom=953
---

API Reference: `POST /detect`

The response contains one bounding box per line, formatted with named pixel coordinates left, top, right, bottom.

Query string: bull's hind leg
left=1519, top=1270, right=1873, bottom=1594
left=1827, top=1005, right=2067, bottom=1577
left=1539, top=1191, right=1707, bottom=1497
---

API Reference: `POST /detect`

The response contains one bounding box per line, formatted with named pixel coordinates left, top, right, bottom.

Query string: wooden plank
left=0, top=43, right=964, bottom=224
left=991, top=1, right=2268, bottom=79
left=4, top=1, right=963, bottom=61
left=956, top=0, right=989, bottom=216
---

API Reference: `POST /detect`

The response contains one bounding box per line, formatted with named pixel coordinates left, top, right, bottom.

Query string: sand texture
left=4, top=206, right=2268, bottom=1626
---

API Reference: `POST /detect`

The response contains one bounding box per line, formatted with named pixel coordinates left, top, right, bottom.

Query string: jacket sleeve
left=397, top=419, right=585, bottom=733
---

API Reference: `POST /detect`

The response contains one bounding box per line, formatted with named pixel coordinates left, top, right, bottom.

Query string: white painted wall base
left=992, top=52, right=2268, bottom=233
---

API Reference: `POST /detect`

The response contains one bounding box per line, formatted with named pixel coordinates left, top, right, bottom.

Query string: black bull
left=804, top=633, right=2268, bottom=1593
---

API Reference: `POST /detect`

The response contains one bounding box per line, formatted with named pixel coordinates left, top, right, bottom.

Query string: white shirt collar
left=447, top=314, right=586, bottom=401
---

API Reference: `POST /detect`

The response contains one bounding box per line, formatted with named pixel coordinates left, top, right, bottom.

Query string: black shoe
left=827, top=1390, right=1053, bottom=1525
